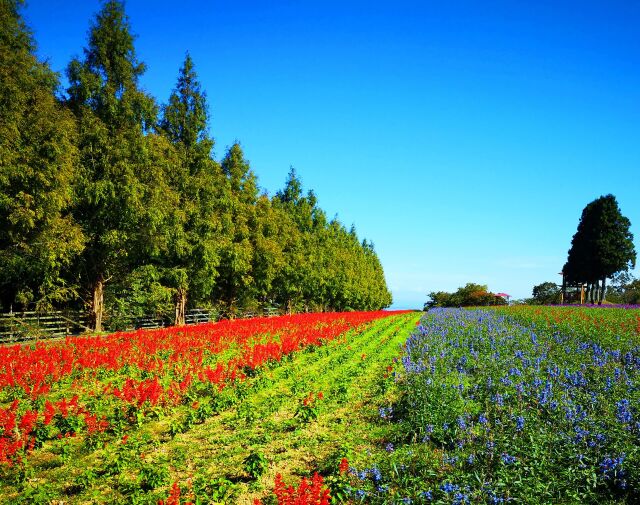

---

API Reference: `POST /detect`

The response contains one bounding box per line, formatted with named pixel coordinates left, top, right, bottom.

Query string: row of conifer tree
left=0, top=1, right=393, bottom=330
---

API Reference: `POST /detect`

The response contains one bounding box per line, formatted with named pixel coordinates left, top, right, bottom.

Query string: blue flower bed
left=350, top=308, right=640, bottom=503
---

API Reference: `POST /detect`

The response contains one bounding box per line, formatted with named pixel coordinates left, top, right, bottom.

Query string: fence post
left=9, top=304, right=14, bottom=342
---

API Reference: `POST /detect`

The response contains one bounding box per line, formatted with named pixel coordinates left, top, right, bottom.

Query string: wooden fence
left=0, top=306, right=281, bottom=344
left=0, top=310, right=89, bottom=343
left=0, top=308, right=216, bottom=343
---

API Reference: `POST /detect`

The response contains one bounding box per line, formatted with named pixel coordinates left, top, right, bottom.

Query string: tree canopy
left=530, top=282, right=561, bottom=305
left=0, top=1, right=392, bottom=327
left=563, top=194, right=636, bottom=304
left=0, top=0, right=83, bottom=311
left=424, top=283, right=507, bottom=309
left=603, top=272, right=640, bottom=305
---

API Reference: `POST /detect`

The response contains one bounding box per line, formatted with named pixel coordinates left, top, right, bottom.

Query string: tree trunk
left=174, top=288, right=187, bottom=326
left=600, top=277, right=606, bottom=305
left=91, top=277, right=104, bottom=333
left=226, top=297, right=236, bottom=320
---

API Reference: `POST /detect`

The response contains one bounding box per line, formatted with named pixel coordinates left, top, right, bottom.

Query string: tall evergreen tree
left=159, top=54, right=224, bottom=325
left=272, top=169, right=312, bottom=312
left=564, top=194, right=636, bottom=304
left=249, top=195, right=287, bottom=309
left=272, top=169, right=392, bottom=312
left=0, top=0, right=83, bottom=310
left=65, top=0, right=164, bottom=330
left=161, top=54, right=210, bottom=155
left=216, top=143, right=258, bottom=316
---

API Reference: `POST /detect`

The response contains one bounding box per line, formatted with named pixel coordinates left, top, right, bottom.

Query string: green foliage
left=270, top=169, right=392, bottom=314
left=530, top=281, right=561, bottom=305
left=243, top=450, right=269, bottom=479
left=564, top=194, right=636, bottom=304
left=215, top=143, right=258, bottom=315
left=605, top=272, right=640, bottom=305
left=0, top=0, right=392, bottom=324
left=15, top=482, right=56, bottom=505
left=160, top=53, right=211, bottom=154
left=158, top=54, right=224, bottom=324
left=424, top=283, right=508, bottom=308
left=74, top=468, right=98, bottom=490
left=193, top=476, right=238, bottom=503
left=65, top=0, right=170, bottom=331
left=0, top=0, right=84, bottom=310
left=105, top=264, right=174, bottom=330
left=620, top=279, right=640, bottom=304
left=295, top=392, right=323, bottom=423
left=139, top=461, right=169, bottom=491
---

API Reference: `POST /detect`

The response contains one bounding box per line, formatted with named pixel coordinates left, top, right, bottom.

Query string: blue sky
left=24, top=1, right=640, bottom=308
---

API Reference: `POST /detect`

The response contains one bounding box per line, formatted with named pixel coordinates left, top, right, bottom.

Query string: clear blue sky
left=24, top=1, right=640, bottom=308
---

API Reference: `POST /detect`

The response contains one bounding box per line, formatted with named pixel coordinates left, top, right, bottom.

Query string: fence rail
left=0, top=306, right=280, bottom=344
left=0, top=310, right=89, bottom=343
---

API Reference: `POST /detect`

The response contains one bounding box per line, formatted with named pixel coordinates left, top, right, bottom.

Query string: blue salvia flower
left=443, top=454, right=458, bottom=465
left=441, top=482, right=459, bottom=493
left=453, top=492, right=470, bottom=505
left=600, top=454, right=626, bottom=480
left=501, top=453, right=517, bottom=464
left=616, top=399, right=633, bottom=424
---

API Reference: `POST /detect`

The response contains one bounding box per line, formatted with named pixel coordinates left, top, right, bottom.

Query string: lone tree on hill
left=563, top=194, right=636, bottom=304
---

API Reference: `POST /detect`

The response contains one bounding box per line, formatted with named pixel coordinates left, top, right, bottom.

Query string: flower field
left=349, top=306, right=640, bottom=504
left=0, top=310, right=419, bottom=503
left=489, top=305, right=640, bottom=345
left=2, top=306, right=639, bottom=504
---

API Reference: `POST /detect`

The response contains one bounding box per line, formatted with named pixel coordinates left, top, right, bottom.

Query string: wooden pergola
left=560, top=271, right=585, bottom=304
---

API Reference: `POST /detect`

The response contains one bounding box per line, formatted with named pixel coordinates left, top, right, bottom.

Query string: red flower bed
left=252, top=473, right=331, bottom=505
left=0, top=311, right=406, bottom=465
